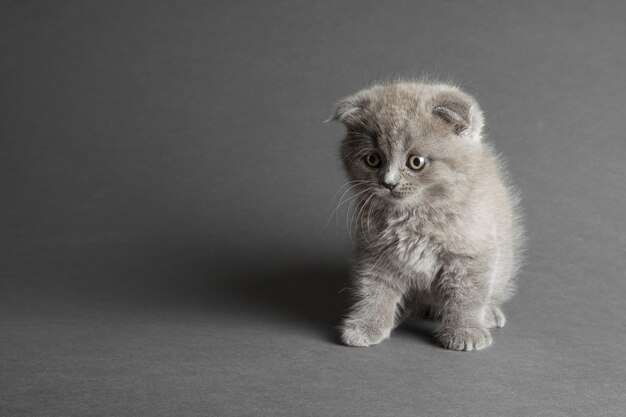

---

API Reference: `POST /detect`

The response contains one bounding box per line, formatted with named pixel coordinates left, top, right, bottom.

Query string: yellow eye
left=365, top=153, right=381, bottom=167
left=407, top=155, right=427, bottom=170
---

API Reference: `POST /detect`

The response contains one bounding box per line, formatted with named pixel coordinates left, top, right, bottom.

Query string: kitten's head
left=332, top=81, right=485, bottom=210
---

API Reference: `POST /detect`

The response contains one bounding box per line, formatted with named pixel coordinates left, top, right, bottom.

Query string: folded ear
left=432, top=91, right=484, bottom=138
left=328, top=93, right=369, bottom=125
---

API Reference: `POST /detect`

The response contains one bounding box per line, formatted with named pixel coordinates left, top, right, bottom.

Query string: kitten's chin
left=374, top=188, right=420, bottom=208
left=383, top=192, right=421, bottom=209
left=386, top=192, right=404, bottom=201
left=383, top=191, right=410, bottom=204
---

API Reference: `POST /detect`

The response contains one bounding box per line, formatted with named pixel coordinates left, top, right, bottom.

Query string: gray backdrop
left=2, top=1, right=625, bottom=416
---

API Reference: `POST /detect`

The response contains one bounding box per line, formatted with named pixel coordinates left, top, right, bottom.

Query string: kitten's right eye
left=365, top=153, right=381, bottom=168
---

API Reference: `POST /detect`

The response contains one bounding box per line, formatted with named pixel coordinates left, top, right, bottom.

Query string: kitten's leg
left=483, top=305, right=506, bottom=328
left=341, top=271, right=404, bottom=347
left=393, top=304, right=412, bottom=328
left=434, top=258, right=492, bottom=351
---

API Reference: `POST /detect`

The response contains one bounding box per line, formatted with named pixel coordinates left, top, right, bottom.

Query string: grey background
left=2, top=1, right=625, bottom=416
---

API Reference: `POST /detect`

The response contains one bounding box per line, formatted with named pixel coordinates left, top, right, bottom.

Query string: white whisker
left=322, top=182, right=371, bottom=232
left=355, top=193, right=375, bottom=241
left=345, top=187, right=375, bottom=245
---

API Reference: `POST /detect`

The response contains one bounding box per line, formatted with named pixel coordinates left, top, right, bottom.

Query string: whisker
left=346, top=148, right=377, bottom=165
left=322, top=182, right=371, bottom=232
left=344, top=146, right=375, bottom=160
left=345, top=188, right=365, bottom=239
left=345, top=187, right=375, bottom=245
left=355, top=193, right=375, bottom=240
left=327, top=180, right=364, bottom=230
left=366, top=194, right=378, bottom=242
left=342, top=136, right=374, bottom=143
left=328, top=180, right=366, bottom=208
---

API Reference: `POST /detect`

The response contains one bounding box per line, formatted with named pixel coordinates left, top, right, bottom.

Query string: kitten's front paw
left=483, top=306, right=506, bottom=328
left=435, top=326, right=492, bottom=351
left=340, top=322, right=390, bottom=347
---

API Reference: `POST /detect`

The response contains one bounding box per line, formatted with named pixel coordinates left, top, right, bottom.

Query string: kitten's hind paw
left=483, top=306, right=506, bottom=328
left=435, top=326, right=492, bottom=351
left=340, top=322, right=390, bottom=347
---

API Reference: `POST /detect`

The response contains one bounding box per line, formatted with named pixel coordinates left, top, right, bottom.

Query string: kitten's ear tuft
left=432, top=91, right=484, bottom=138
left=329, top=94, right=369, bottom=125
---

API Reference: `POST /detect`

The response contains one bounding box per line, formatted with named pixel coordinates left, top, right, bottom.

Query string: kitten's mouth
left=375, top=187, right=406, bottom=201
left=385, top=190, right=404, bottom=200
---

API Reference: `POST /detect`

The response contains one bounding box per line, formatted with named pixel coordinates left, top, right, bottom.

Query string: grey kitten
left=331, top=80, right=523, bottom=351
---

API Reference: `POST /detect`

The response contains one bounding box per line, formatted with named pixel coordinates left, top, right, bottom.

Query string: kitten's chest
left=375, top=215, right=443, bottom=281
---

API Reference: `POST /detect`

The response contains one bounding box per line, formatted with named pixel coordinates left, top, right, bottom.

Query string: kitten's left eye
left=365, top=153, right=381, bottom=168
left=407, top=155, right=427, bottom=170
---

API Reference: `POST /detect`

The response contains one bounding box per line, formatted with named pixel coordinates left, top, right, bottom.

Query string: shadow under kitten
left=211, top=253, right=352, bottom=343
left=210, top=251, right=441, bottom=346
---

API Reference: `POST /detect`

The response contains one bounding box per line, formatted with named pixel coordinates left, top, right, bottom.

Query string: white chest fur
left=366, top=211, right=444, bottom=290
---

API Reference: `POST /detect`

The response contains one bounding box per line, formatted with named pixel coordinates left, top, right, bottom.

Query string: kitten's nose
left=382, top=181, right=398, bottom=191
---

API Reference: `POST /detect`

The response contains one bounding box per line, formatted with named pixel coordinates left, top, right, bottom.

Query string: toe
left=484, top=306, right=506, bottom=328
left=436, top=326, right=492, bottom=351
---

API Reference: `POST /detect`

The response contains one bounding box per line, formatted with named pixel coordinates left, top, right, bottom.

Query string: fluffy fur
left=331, top=80, right=523, bottom=351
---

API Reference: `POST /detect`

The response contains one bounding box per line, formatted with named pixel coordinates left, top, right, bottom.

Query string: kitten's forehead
left=366, top=86, right=429, bottom=151
left=369, top=85, right=421, bottom=125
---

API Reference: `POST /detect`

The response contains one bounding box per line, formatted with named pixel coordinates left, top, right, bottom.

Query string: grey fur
left=331, top=80, right=523, bottom=351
